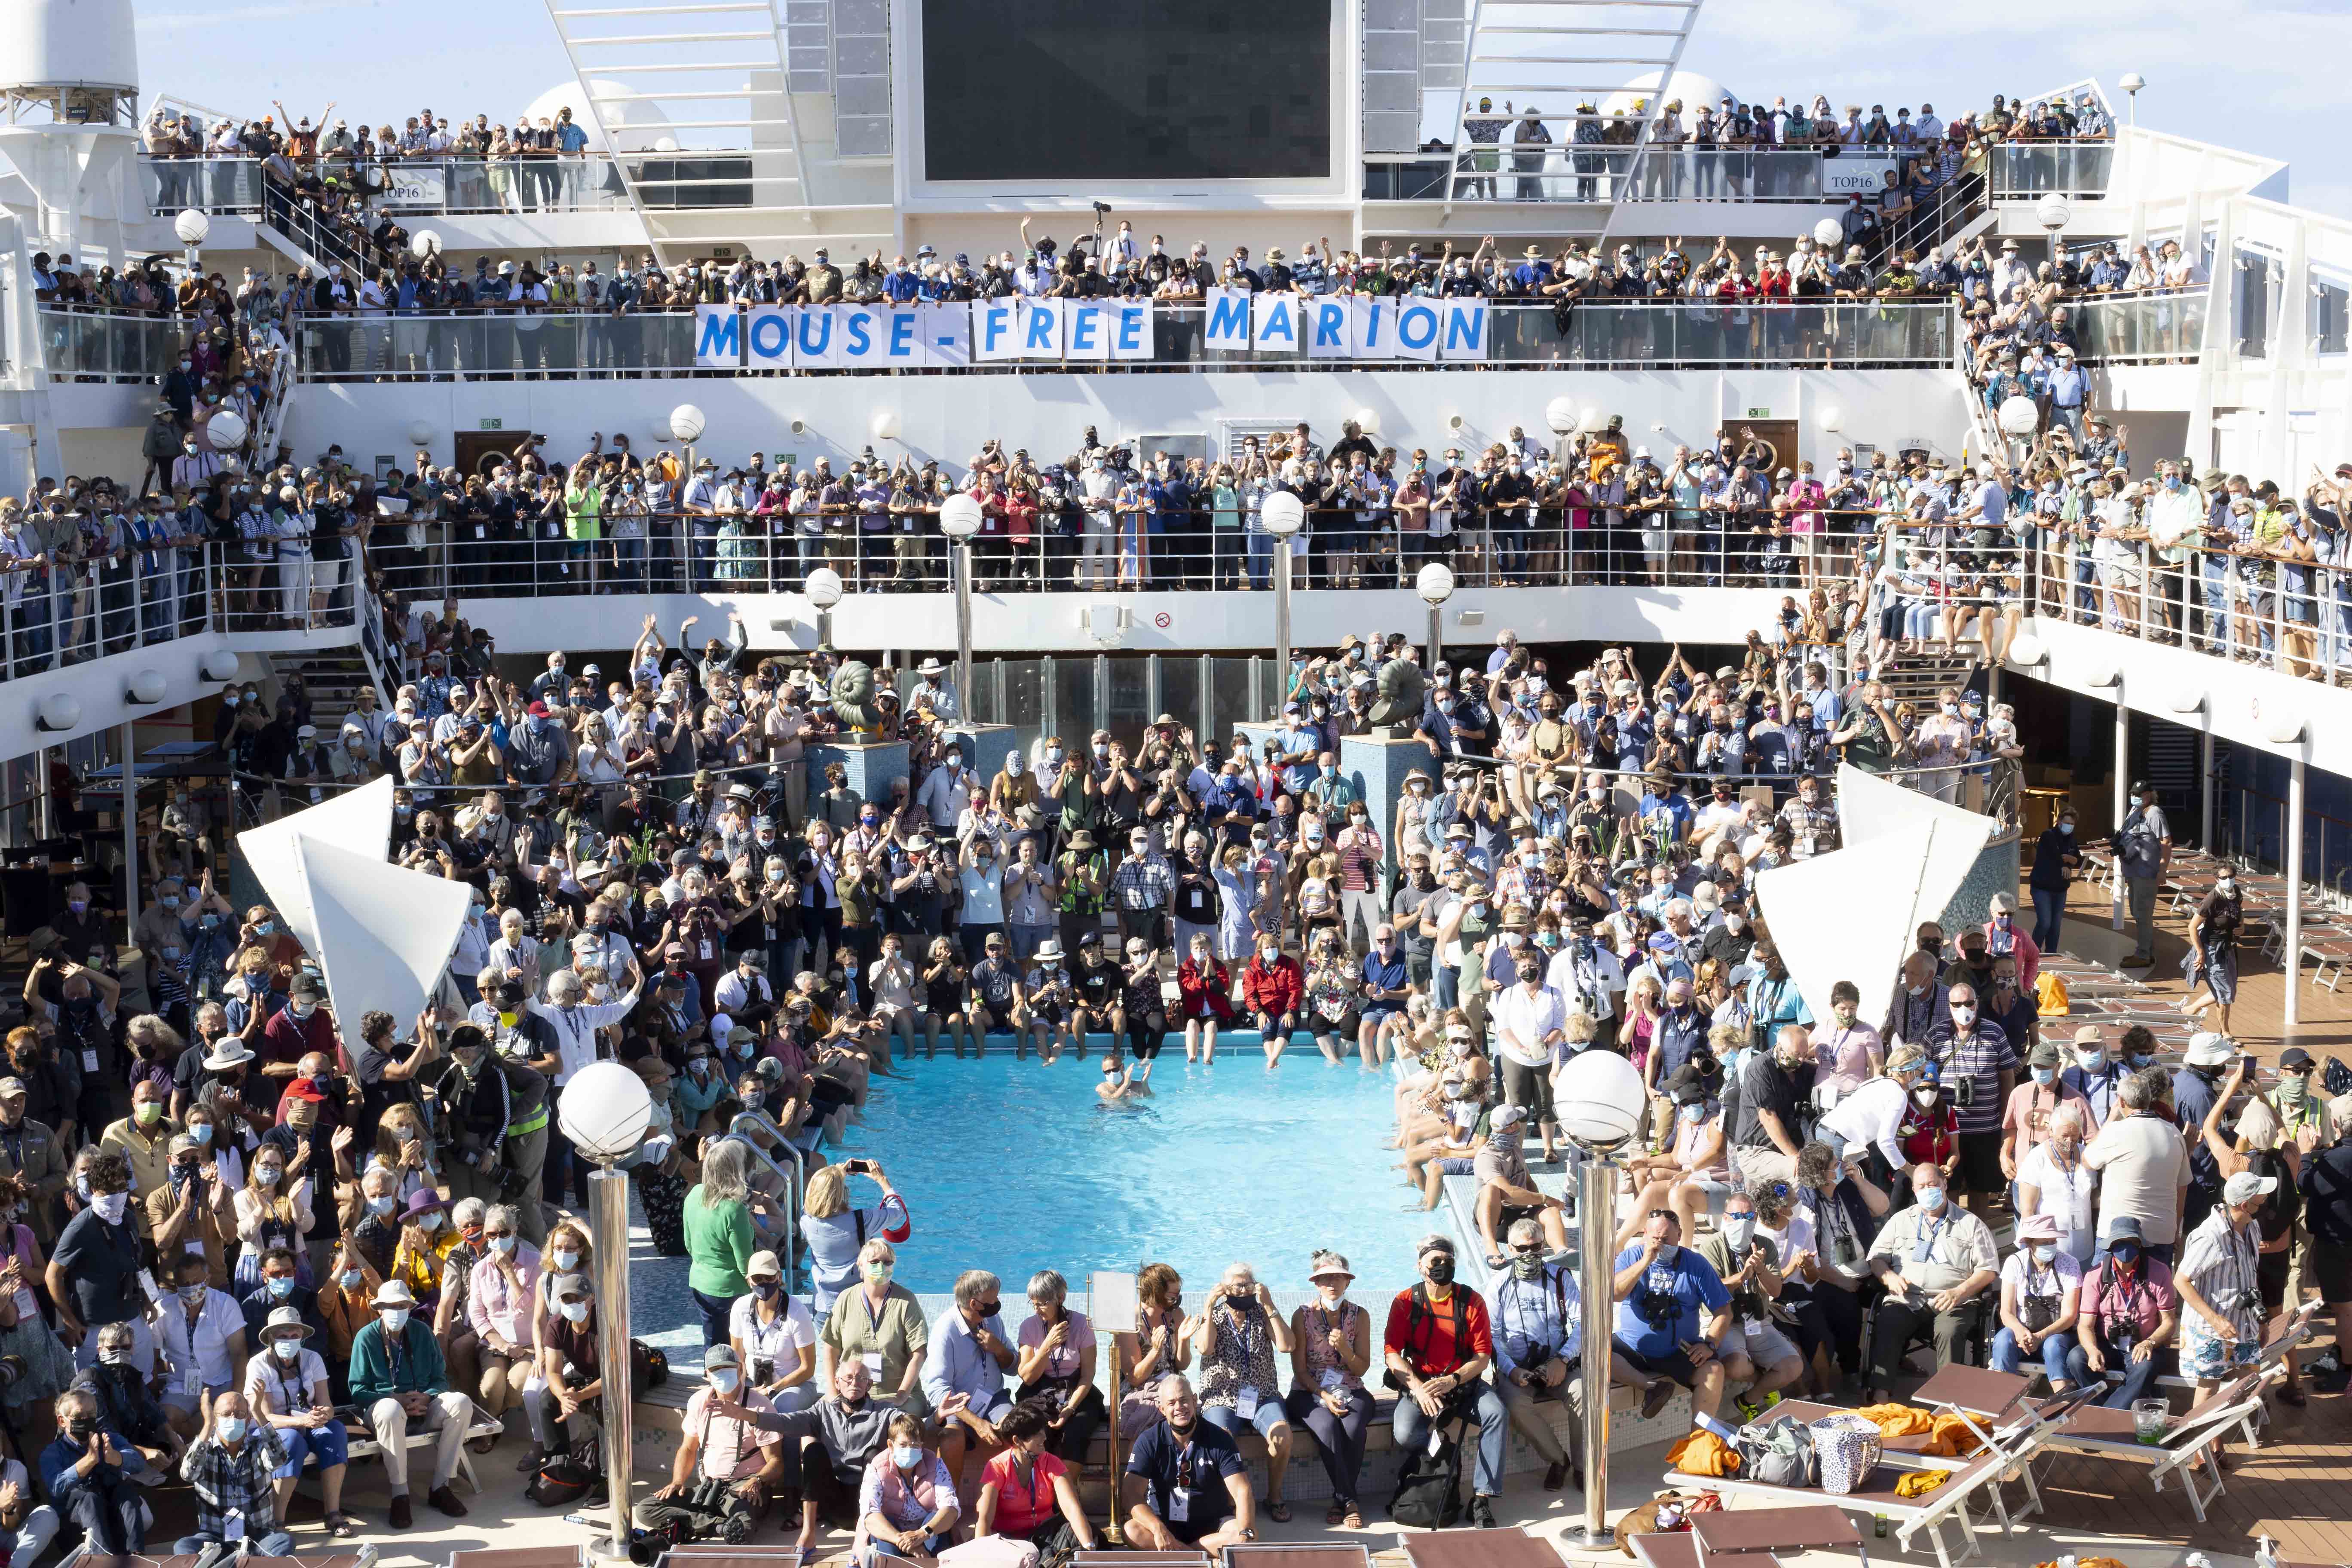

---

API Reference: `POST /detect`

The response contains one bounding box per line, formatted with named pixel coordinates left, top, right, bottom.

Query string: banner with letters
left=694, top=296, right=1488, bottom=369
left=1821, top=156, right=1899, bottom=197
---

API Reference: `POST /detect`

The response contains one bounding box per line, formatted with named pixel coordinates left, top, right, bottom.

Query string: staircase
left=1872, top=650, right=1982, bottom=708
left=269, top=645, right=390, bottom=733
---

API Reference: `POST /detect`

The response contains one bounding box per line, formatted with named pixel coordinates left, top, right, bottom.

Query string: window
left=2234, top=244, right=2279, bottom=359
left=2312, top=273, right=2349, bottom=357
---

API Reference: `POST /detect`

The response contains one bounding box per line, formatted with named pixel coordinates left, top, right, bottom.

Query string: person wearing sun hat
left=1988, top=1212, right=2082, bottom=1391
left=1277, top=1251, right=1373, bottom=1528
left=241, top=1305, right=356, bottom=1536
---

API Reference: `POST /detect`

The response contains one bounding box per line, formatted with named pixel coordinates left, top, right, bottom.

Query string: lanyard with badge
left=1223, top=1304, right=1268, bottom=1418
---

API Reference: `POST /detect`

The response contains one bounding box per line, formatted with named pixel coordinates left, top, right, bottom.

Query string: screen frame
left=897, top=0, right=1354, bottom=204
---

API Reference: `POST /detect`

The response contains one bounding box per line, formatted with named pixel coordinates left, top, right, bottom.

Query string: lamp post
left=1555, top=1048, right=1649, bottom=1547
left=1417, top=561, right=1455, bottom=672
left=173, top=208, right=209, bottom=277
left=2119, top=73, right=2144, bottom=127
left=1996, top=395, right=2040, bottom=466
left=556, top=1061, right=656, bottom=1560
left=805, top=565, right=845, bottom=652
left=939, top=493, right=983, bottom=708
left=670, top=404, right=706, bottom=585
left=1261, top=491, right=1305, bottom=703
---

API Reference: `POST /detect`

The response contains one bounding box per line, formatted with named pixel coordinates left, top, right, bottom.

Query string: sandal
left=1325, top=1501, right=1347, bottom=1527
left=1342, top=1506, right=1365, bottom=1530
left=325, top=1513, right=360, bottom=1539
left=1265, top=1500, right=1291, bottom=1524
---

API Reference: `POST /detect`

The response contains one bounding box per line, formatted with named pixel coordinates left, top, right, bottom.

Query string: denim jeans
left=2031, top=887, right=2065, bottom=953
left=2065, top=1337, right=2174, bottom=1407
left=1391, top=1382, right=1508, bottom=1498
left=1991, top=1325, right=2072, bottom=1384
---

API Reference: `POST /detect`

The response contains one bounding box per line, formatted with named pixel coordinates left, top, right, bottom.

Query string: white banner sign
left=1822, top=156, right=1899, bottom=196
left=380, top=166, right=447, bottom=207
left=694, top=296, right=1487, bottom=369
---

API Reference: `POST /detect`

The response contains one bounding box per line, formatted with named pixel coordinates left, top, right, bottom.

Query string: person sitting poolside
left=241, top=1305, right=354, bottom=1536
left=921, top=1269, right=1015, bottom=1506
left=1695, top=1188, right=1807, bottom=1420
left=1860, top=1163, right=1998, bottom=1402
left=1491, top=1217, right=1584, bottom=1494
left=1240, top=935, right=1302, bottom=1067
left=974, top=1398, right=1097, bottom=1555
left=1190, top=1263, right=1295, bottom=1522
left=1175, top=934, right=1232, bottom=1063
left=1473, top=1105, right=1569, bottom=1266
left=1398, top=1067, right=1490, bottom=1211
left=1623, top=1066, right=1731, bottom=1238
left=1610, top=1207, right=1735, bottom=1435
left=1021, top=940, right=1077, bottom=1063
left=858, top=1411, right=959, bottom=1564
left=1121, top=1375, right=1255, bottom=1551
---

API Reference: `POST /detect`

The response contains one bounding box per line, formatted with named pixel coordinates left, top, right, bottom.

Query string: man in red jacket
left=1240, top=937, right=1302, bottom=1066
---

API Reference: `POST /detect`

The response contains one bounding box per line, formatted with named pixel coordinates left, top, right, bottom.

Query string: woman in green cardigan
left=684, top=1138, right=767, bottom=1345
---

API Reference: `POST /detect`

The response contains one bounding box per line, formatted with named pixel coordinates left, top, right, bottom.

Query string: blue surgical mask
left=2031, top=1244, right=2057, bottom=1265
left=339, top=1269, right=363, bottom=1290
left=1919, top=1186, right=1948, bottom=1212
left=2032, top=1067, right=2055, bottom=1087
left=492, top=1234, right=518, bottom=1255
left=266, top=1276, right=294, bottom=1299
left=217, top=1417, right=248, bottom=1444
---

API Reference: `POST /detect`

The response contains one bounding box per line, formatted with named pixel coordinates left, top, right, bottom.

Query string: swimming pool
left=828, top=1054, right=1438, bottom=1307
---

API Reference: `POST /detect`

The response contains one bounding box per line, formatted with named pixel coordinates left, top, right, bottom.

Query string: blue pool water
left=829, top=1054, right=1436, bottom=1305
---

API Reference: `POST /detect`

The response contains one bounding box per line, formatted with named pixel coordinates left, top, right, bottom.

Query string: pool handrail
left=723, top=1111, right=805, bottom=1278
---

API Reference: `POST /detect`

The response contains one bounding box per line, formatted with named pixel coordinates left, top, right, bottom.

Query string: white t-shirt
left=2017, top=1144, right=2097, bottom=1261
left=728, top=1293, right=817, bottom=1386
left=245, top=1344, right=333, bottom=1415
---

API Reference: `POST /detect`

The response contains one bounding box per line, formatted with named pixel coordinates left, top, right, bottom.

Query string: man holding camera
left=40, top=1388, right=148, bottom=1554
left=1859, top=1164, right=1998, bottom=1402
left=1491, top=1216, right=1583, bottom=1492
left=1609, top=1208, right=1733, bottom=1437
left=638, top=1345, right=787, bottom=1540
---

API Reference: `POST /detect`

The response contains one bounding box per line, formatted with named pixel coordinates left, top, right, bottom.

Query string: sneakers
left=1467, top=1495, right=1500, bottom=1529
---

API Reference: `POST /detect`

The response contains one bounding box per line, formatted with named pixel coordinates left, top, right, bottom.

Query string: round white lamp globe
left=1813, top=217, right=1845, bottom=250
left=1351, top=407, right=1381, bottom=436
left=128, top=668, right=168, bottom=705
left=805, top=567, right=845, bottom=610
left=2266, top=716, right=2307, bottom=747
left=1416, top=561, right=1457, bottom=605
left=1577, top=406, right=1608, bottom=434
left=2035, top=194, right=2072, bottom=233
left=1554, top=1048, right=1647, bottom=1149
left=201, top=649, right=242, bottom=682
left=1544, top=397, right=1578, bottom=435
left=174, top=209, right=211, bottom=247
left=2005, top=632, right=2047, bottom=667
left=206, top=410, right=247, bottom=451
left=1817, top=406, right=1843, bottom=434
left=2119, top=72, right=2145, bottom=95
left=410, top=230, right=442, bottom=259
left=558, top=1060, right=655, bottom=1161
left=1997, top=396, right=2041, bottom=437
left=668, top=404, right=706, bottom=443
left=35, top=693, right=82, bottom=733
left=870, top=409, right=901, bottom=442
left=939, top=493, right=983, bottom=540
left=1261, top=491, right=1306, bottom=538
left=404, top=419, right=435, bottom=447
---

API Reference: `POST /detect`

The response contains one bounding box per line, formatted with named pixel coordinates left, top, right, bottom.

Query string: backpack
left=1387, top=1420, right=1464, bottom=1528
left=631, top=1339, right=670, bottom=1396
left=1735, top=1414, right=1818, bottom=1488
left=2035, top=970, right=2070, bottom=1017
left=527, top=1442, right=604, bottom=1507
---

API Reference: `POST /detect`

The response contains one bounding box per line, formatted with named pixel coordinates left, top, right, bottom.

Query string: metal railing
left=365, top=504, right=1885, bottom=604
left=723, top=1109, right=803, bottom=1276
left=2056, top=289, right=2208, bottom=364
left=291, top=299, right=1960, bottom=379
left=141, top=153, right=683, bottom=217
left=1364, top=145, right=1937, bottom=205
left=0, top=538, right=230, bottom=683
left=32, top=309, right=195, bottom=381
left=1986, top=140, right=2115, bottom=200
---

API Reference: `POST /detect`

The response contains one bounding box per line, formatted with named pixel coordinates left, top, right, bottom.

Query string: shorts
left=1728, top=1320, right=1801, bottom=1370
left=1361, top=1003, right=1404, bottom=1028
left=1612, top=1337, right=1705, bottom=1390
left=2310, top=1237, right=2352, bottom=1305
left=977, top=1002, right=1016, bottom=1032
left=1310, top=1009, right=1361, bottom=1039
left=1954, top=1130, right=2005, bottom=1194
left=2180, top=1322, right=2259, bottom=1381
left=1201, top=1396, right=1288, bottom=1443
left=1437, top=1155, right=1477, bottom=1176
left=1127, top=1017, right=1168, bottom=1059
left=1499, top=1202, right=1547, bottom=1234
left=1031, top=1003, right=1069, bottom=1028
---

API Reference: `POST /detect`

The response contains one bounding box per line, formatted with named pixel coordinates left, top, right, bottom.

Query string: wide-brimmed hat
left=1035, top=939, right=1064, bottom=962
left=263, top=1305, right=315, bottom=1339
left=204, top=1039, right=257, bottom=1071
left=373, top=1280, right=416, bottom=1308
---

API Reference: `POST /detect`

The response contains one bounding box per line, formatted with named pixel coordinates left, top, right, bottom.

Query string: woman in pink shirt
left=1813, top=980, right=1882, bottom=1096
left=2001, top=1041, right=2092, bottom=1191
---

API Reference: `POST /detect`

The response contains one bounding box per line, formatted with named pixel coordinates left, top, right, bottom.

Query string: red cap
left=527, top=700, right=550, bottom=717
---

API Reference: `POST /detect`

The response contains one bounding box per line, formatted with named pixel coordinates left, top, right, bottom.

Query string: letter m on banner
left=1202, top=287, right=1252, bottom=352
left=694, top=305, right=742, bottom=367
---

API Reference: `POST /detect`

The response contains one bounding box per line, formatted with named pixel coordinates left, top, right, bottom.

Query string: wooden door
left=1720, top=418, right=1803, bottom=476
left=454, top=430, right=534, bottom=478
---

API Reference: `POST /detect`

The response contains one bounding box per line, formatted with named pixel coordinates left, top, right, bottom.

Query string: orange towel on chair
left=1665, top=1430, right=1743, bottom=1476
left=1921, top=1412, right=1986, bottom=1458
left=1854, top=1403, right=1936, bottom=1437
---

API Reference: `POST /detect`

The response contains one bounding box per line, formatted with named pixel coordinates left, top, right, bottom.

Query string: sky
left=131, top=0, right=2352, bottom=220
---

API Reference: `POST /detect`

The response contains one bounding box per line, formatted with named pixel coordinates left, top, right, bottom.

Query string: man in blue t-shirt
left=1122, top=1377, right=1254, bottom=1550
left=1610, top=1209, right=1735, bottom=1438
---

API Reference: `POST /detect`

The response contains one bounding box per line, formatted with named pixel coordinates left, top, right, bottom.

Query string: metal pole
left=2111, top=701, right=2128, bottom=931
left=32, top=747, right=50, bottom=839
left=1427, top=601, right=1445, bottom=672
left=2286, top=756, right=2305, bottom=1032
left=953, top=541, right=974, bottom=714
left=1571, top=1151, right=1616, bottom=1546
left=589, top=1164, right=634, bottom=1555
left=1273, top=547, right=1292, bottom=706
left=119, top=721, right=137, bottom=948
left=2200, top=731, right=2216, bottom=851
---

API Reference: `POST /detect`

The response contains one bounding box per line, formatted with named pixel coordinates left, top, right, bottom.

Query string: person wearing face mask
left=39, top=1386, right=149, bottom=1554
left=2179, top=871, right=2245, bottom=1035
left=1238, top=935, right=1302, bottom=1067
left=2027, top=809, right=2084, bottom=954
left=1988, top=1213, right=2083, bottom=1392
left=2108, top=780, right=2171, bottom=968
left=153, top=1250, right=250, bottom=1442
left=168, top=1385, right=296, bottom=1556
left=48, top=1150, right=153, bottom=1374
left=818, top=1237, right=929, bottom=1413
left=1608, top=1208, right=1734, bottom=1439
left=147, top=1132, right=236, bottom=1291
left=0, top=1069, right=73, bottom=1248
left=1381, top=1234, right=1508, bottom=1526
left=242, top=1306, right=355, bottom=1534
left=1859, top=1164, right=1997, bottom=1400
left=2066, top=1215, right=2183, bottom=1409
left=637, top=1342, right=791, bottom=1539
left=531, top=1276, right=608, bottom=1467
left=1486, top=1217, right=1586, bottom=1495
left=97, top=1077, right=182, bottom=1206
left=729, top=1247, right=818, bottom=1421
left=1922, top=982, right=2018, bottom=1218
left=348, top=1278, right=476, bottom=1527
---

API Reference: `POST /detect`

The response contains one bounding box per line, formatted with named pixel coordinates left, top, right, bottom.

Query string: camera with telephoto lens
left=1951, top=1075, right=1976, bottom=1108
left=1633, top=1286, right=1680, bottom=1330
left=0, top=1353, right=26, bottom=1388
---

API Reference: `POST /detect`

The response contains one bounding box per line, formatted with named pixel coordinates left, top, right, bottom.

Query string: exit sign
left=478, top=418, right=503, bottom=430
left=1746, top=407, right=1771, bottom=417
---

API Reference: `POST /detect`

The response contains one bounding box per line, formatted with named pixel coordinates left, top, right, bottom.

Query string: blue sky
left=133, top=0, right=2349, bottom=218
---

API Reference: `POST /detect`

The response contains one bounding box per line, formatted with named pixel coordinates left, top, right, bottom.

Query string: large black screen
left=921, top=0, right=1330, bottom=182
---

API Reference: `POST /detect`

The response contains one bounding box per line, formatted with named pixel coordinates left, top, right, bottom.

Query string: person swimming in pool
left=1098, top=1055, right=1148, bottom=1104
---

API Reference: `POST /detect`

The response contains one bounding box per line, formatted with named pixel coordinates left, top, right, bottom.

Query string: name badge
left=1740, top=1314, right=1764, bottom=1338
left=224, top=1510, right=245, bottom=1542
left=860, top=1351, right=884, bottom=1379
left=82, top=1047, right=100, bottom=1073
left=1167, top=1486, right=1191, bottom=1523
left=1235, top=1386, right=1259, bottom=1419
left=1317, top=1368, right=1344, bottom=1392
